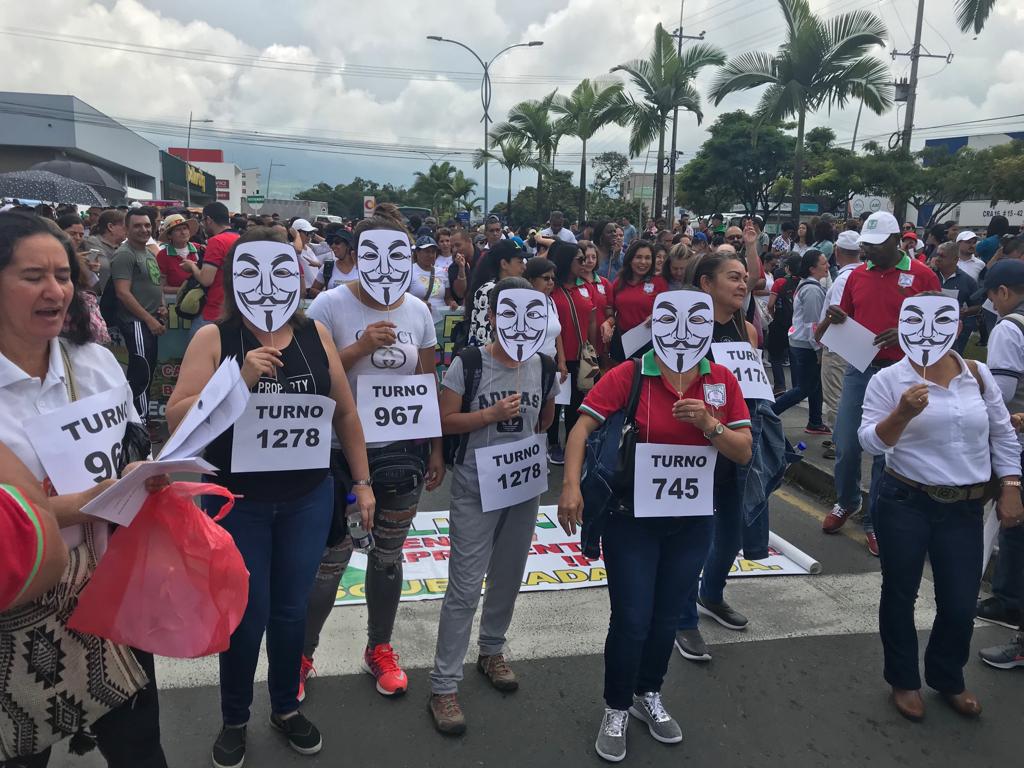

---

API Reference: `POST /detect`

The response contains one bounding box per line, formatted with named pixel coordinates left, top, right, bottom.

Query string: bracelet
left=1000, top=480, right=1022, bottom=488
left=352, top=479, right=372, bottom=487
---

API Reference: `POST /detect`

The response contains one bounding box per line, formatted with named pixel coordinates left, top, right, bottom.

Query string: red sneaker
left=363, top=643, right=408, bottom=696
left=298, top=655, right=316, bottom=703
left=866, top=532, right=880, bottom=557
left=822, top=503, right=854, bottom=534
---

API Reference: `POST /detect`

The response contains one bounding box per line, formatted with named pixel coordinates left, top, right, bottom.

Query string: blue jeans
left=214, top=475, right=333, bottom=725
left=833, top=364, right=886, bottom=532
left=875, top=474, right=983, bottom=693
left=771, top=346, right=824, bottom=427
left=769, top=351, right=787, bottom=393
left=602, top=513, right=712, bottom=710
left=992, top=523, right=1024, bottom=615
left=678, top=483, right=742, bottom=629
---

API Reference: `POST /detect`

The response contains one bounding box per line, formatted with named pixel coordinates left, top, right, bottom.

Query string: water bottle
left=346, top=492, right=374, bottom=552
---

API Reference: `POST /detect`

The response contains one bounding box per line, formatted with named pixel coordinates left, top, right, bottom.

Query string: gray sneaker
left=595, top=708, right=629, bottom=762
left=629, top=692, right=683, bottom=744
left=674, top=628, right=711, bottom=662
left=978, top=633, right=1024, bottom=669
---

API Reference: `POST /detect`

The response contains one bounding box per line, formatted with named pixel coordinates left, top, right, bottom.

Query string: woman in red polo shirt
left=557, top=330, right=751, bottom=762
left=601, top=240, right=669, bottom=361
left=579, top=240, right=612, bottom=360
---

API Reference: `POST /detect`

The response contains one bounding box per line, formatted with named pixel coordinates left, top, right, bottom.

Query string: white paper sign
left=81, top=457, right=217, bottom=526
left=620, top=322, right=652, bottom=358
left=983, top=298, right=996, bottom=315
left=26, top=383, right=133, bottom=494
left=475, top=433, right=547, bottom=513
left=160, top=358, right=250, bottom=461
left=711, top=342, right=775, bottom=401
left=356, top=374, right=442, bottom=443
left=231, top=394, right=335, bottom=473
left=634, top=443, right=717, bottom=518
left=820, top=317, right=879, bottom=373
left=554, top=376, right=572, bottom=405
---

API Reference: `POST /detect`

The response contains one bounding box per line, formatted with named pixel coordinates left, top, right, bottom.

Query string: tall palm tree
left=473, top=137, right=546, bottom=224
left=491, top=90, right=561, bottom=221
left=411, top=161, right=458, bottom=216
left=551, top=78, right=627, bottom=223
left=613, top=24, right=725, bottom=219
left=955, top=0, right=997, bottom=33
left=710, top=0, right=892, bottom=218
left=449, top=169, right=478, bottom=211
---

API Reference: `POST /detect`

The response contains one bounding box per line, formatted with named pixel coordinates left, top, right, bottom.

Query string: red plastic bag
left=68, top=482, right=249, bottom=658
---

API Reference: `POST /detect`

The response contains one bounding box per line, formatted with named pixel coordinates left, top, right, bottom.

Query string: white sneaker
left=595, top=708, right=629, bottom=762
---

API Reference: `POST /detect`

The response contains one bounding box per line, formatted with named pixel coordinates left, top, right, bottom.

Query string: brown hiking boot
left=428, top=693, right=466, bottom=735
left=476, top=653, right=519, bottom=692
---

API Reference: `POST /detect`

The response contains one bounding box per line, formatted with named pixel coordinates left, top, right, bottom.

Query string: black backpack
left=322, top=258, right=335, bottom=287
left=98, top=278, right=120, bottom=328
left=443, top=346, right=557, bottom=466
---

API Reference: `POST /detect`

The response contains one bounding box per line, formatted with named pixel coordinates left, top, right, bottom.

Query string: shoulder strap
left=539, top=352, right=556, bottom=404
left=455, top=345, right=483, bottom=464
left=425, top=268, right=437, bottom=303
left=57, top=340, right=79, bottom=402
left=625, top=357, right=645, bottom=422
left=561, top=286, right=585, bottom=348
left=965, top=358, right=986, bottom=396
left=1000, top=312, right=1024, bottom=338
left=323, top=259, right=335, bottom=285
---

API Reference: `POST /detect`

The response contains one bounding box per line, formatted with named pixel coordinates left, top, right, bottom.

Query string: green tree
left=986, top=140, right=1024, bottom=203
left=613, top=24, right=725, bottom=220
left=956, top=0, right=997, bottom=33
left=550, top=78, right=627, bottom=222
left=472, top=137, right=546, bottom=225
left=491, top=90, right=561, bottom=221
left=296, top=178, right=410, bottom=217
left=508, top=169, right=579, bottom=225
left=411, top=161, right=458, bottom=217
left=710, top=0, right=893, bottom=220
left=590, top=151, right=632, bottom=197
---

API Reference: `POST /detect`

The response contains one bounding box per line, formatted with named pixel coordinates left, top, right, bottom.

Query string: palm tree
left=551, top=78, right=627, bottom=223
left=491, top=90, right=561, bottom=221
left=613, top=24, right=726, bottom=220
left=473, top=137, right=546, bottom=224
left=411, top=161, right=458, bottom=216
left=955, top=0, right=997, bottom=33
left=710, top=0, right=892, bottom=219
left=449, top=169, right=478, bottom=211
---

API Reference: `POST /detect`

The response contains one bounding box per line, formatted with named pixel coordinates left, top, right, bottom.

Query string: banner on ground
left=334, top=505, right=819, bottom=606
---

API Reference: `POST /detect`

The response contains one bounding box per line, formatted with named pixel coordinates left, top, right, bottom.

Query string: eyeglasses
left=539, top=275, right=555, bottom=282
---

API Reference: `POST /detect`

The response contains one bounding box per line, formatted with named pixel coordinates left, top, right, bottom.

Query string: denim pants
left=603, top=513, right=712, bottom=710
left=678, top=483, right=741, bottom=630
left=215, top=475, right=333, bottom=725
left=769, top=350, right=787, bottom=393
left=875, top=474, right=983, bottom=693
left=833, top=364, right=886, bottom=532
left=771, top=346, right=823, bottom=427
left=992, top=524, right=1024, bottom=616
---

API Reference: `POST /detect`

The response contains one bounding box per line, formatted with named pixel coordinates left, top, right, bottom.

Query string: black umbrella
left=0, top=170, right=107, bottom=205
left=31, top=159, right=126, bottom=201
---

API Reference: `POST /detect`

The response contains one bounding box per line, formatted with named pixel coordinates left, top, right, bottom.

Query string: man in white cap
left=813, top=211, right=940, bottom=555
left=292, top=218, right=323, bottom=294
left=814, top=228, right=864, bottom=457
left=956, top=230, right=985, bottom=281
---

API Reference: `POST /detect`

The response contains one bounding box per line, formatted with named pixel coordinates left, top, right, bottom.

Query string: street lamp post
left=426, top=35, right=543, bottom=219
left=185, top=111, right=214, bottom=207
left=265, top=160, right=286, bottom=201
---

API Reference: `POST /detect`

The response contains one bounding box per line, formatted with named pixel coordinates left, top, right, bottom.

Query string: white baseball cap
left=857, top=211, right=901, bottom=245
left=835, top=230, right=860, bottom=251
left=292, top=218, right=316, bottom=232
left=955, top=230, right=978, bottom=243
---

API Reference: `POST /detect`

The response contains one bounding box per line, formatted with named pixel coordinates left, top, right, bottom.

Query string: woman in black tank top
left=167, top=229, right=372, bottom=762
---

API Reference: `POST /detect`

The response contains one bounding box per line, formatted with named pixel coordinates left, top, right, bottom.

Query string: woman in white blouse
left=859, top=316, right=1023, bottom=723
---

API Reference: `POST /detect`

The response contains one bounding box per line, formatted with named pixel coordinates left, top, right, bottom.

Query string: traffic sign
left=457, top=210, right=470, bottom=225
left=247, top=194, right=265, bottom=212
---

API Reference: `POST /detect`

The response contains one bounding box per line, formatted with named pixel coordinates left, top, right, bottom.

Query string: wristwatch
left=703, top=422, right=725, bottom=440
left=352, top=479, right=372, bottom=487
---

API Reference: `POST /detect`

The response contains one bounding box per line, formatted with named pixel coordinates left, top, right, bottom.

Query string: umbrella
left=0, top=170, right=107, bottom=206
left=30, top=159, right=126, bottom=201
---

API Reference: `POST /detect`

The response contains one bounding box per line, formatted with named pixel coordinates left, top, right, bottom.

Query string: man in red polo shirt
left=191, top=202, right=239, bottom=337
left=816, top=211, right=940, bottom=554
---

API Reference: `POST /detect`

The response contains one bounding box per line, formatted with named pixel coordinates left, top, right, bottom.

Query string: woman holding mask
left=465, top=240, right=527, bottom=347
left=525, top=257, right=568, bottom=462
left=858, top=294, right=1022, bottom=722
left=168, top=228, right=373, bottom=767
left=602, top=240, right=669, bottom=362
left=558, top=288, right=751, bottom=762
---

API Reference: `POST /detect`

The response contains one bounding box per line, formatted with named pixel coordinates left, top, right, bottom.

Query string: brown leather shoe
left=890, top=688, right=925, bottom=722
left=476, top=653, right=518, bottom=692
left=942, top=690, right=982, bottom=718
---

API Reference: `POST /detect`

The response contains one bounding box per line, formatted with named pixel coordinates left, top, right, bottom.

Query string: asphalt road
left=50, top=472, right=1023, bottom=768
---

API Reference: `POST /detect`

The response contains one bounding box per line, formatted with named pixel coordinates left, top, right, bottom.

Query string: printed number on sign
left=373, top=405, right=423, bottom=427
left=497, top=462, right=543, bottom=490
left=84, top=442, right=124, bottom=483
left=255, top=428, right=321, bottom=449
left=730, top=366, right=769, bottom=385
left=651, top=477, right=699, bottom=500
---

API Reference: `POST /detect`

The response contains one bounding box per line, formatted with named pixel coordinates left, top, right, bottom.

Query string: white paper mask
left=898, top=295, right=959, bottom=367
left=494, top=288, right=548, bottom=362
left=357, top=229, right=413, bottom=306
left=651, top=290, right=715, bottom=373
left=232, top=240, right=302, bottom=333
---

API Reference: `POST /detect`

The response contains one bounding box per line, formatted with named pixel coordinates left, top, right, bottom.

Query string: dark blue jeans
left=215, top=475, right=333, bottom=725
left=833, top=364, right=886, bottom=532
left=602, top=513, right=712, bottom=710
left=771, top=346, right=824, bottom=427
left=678, top=483, right=742, bottom=629
left=875, top=474, right=983, bottom=694
left=992, top=524, right=1024, bottom=615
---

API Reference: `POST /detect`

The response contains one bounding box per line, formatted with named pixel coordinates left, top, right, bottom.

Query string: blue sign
left=457, top=210, right=470, bottom=224
left=799, top=202, right=819, bottom=213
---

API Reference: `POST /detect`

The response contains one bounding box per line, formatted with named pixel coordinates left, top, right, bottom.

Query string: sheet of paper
left=820, top=317, right=879, bottom=373
left=159, top=358, right=250, bottom=461
left=554, top=375, right=572, bottom=405
left=81, top=457, right=217, bottom=526
left=356, top=374, right=442, bottom=443
left=711, top=342, right=775, bottom=401
left=620, top=322, right=651, bottom=358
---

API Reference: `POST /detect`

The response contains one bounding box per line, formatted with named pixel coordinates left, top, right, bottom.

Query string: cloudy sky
left=1, top=0, right=1022, bottom=203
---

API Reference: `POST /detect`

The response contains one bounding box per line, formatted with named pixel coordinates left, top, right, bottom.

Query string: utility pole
left=666, top=0, right=705, bottom=230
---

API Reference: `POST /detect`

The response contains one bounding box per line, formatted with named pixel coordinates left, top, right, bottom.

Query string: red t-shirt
left=610, top=276, right=669, bottom=333
left=770, top=278, right=787, bottom=295
left=839, top=253, right=941, bottom=363
left=0, top=485, right=46, bottom=610
left=580, top=351, right=751, bottom=445
left=201, top=231, right=240, bottom=321
left=156, top=245, right=199, bottom=289
left=553, top=283, right=595, bottom=362
left=582, top=276, right=612, bottom=356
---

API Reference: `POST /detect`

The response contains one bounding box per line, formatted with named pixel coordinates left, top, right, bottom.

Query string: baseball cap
left=901, top=231, right=918, bottom=242
left=956, top=230, right=978, bottom=243
left=414, top=235, right=439, bottom=250
left=325, top=230, right=352, bottom=247
left=693, top=231, right=709, bottom=243
left=984, top=260, right=1024, bottom=293
left=857, top=212, right=901, bottom=245
left=836, top=230, right=860, bottom=251
left=292, top=218, right=316, bottom=233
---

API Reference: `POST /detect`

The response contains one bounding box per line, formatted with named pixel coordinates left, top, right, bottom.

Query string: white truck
left=242, top=198, right=329, bottom=220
